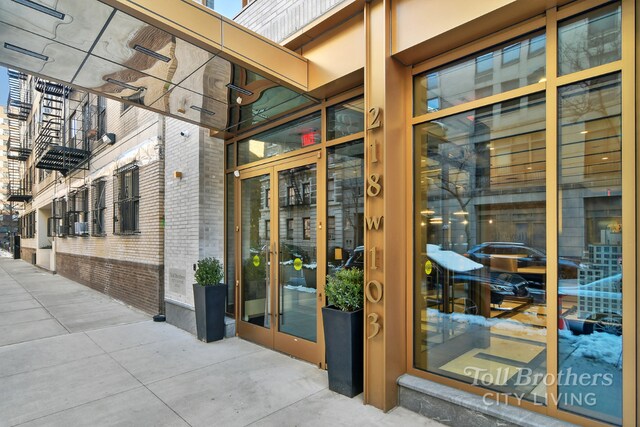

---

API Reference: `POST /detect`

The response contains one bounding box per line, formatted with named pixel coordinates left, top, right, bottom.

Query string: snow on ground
left=559, top=329, right=622, bottom=368
left=0, top=249, right=12, bottom=258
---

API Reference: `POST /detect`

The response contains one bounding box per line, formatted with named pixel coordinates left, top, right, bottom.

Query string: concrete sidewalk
left=0, top=258, right=442, bottom=427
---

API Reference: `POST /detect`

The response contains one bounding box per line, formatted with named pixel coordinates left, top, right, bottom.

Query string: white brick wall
left=163, top=120, right=225, bottom=307
left=22, top=99, right=165, bottom=268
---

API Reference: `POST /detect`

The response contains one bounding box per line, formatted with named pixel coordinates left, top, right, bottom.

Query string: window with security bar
left=67, top=187, right=89, bottom=237
left=48, top=198, right=67, bottom=238
left=91, top=179, right=106, bottom=236
left=113, top=164, right=140, bottom=235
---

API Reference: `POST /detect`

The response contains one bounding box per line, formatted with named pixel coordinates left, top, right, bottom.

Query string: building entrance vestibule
left=236, top=153, right=325, bottom=365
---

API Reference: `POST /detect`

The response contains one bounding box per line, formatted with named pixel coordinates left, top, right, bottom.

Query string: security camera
left=180, top=130, right=190, bottom=137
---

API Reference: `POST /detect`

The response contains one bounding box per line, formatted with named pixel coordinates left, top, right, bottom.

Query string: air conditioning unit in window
left=74, top=222, right=89, bottom=236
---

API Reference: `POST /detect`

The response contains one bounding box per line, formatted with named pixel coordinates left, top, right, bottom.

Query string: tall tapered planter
left=322, top=306, right=364, bottom=397
left=192, top=283, right=226, bottom=342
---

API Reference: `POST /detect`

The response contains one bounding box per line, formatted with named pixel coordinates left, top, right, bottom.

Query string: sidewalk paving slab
left=0, top=258, right=444, bottom=427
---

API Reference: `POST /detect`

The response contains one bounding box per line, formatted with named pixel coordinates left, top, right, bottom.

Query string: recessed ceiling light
left=12, top=0, right=64, bottom=20
left=133, top=45, right=171, bottom=63
left=105, top=78, right=142, bottom=92
left=4, top=43, right=48, bottom=61
left=538, top=77, right=547, bottom=83
left=190, top=105, right=215, bottom=116
left=580, top=130, right=589, bottom=134
left=602, top=156, right=609, bottom=160
left=226, top=83, right=253, bottom=96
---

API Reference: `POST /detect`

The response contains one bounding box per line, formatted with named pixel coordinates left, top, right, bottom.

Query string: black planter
left=321, top=306, right=364, bottom=397
left=192, top=283, right=226, bottom=342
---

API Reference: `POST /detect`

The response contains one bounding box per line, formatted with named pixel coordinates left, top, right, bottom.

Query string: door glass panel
left=278, top=164, right=317, bottom=342
left=327, top=140, right=365, bottom=275
left=241, top=174, right=271, bottom=329
left=558, top=73, right=622, bottom=425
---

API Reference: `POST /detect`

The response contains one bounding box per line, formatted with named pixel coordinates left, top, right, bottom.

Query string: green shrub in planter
left=325, top=268, right=364, bottom=312
left=195, top=257, right=224, bottom=286
left=323, top=267, right=365, bottom=397
left=193, top=257, right=225, bottom=342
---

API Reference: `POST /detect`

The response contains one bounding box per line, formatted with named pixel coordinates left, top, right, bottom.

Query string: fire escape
left=7, top=70, right=32, bottom=203
left=33, top=79, right=89, bottom=175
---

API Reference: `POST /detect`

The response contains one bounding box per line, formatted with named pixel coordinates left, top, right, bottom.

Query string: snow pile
left=560, top=330, right=622, bottom=368
left=0, top=249, right=12, bottom=258
left=426, top=308, right=547, bottom=337
left=283, top=284, right=316, bottom=293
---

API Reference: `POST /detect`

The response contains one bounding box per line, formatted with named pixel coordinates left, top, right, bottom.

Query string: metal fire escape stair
left=6, top=70, right=31, bottom=161
left=33, top=79, right=89, bottom=175
left=6, top=70, right=32, bottom=202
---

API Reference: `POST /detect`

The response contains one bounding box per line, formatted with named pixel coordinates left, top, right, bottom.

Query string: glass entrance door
left=237, top=154, right=323, bottom=364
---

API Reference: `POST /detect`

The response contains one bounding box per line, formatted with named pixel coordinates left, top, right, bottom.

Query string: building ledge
left=398, top=374, right=577, bottom=427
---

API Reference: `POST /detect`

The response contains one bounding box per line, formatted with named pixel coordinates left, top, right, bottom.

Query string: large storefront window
left=412, top=1, right=629, bottom=424
left=557, top=73, right=622, bottom=425
left=413, top=94, right=547, bottom=400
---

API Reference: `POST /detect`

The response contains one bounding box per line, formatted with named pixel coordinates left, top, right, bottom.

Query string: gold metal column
left=363, top=0, right=407, bottom=410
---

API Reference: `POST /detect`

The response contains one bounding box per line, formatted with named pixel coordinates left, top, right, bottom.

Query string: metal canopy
left=0, top=0, right=315, bottom=137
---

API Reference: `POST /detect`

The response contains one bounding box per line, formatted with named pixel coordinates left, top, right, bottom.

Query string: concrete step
left=398, top=374, right=578, bottom=427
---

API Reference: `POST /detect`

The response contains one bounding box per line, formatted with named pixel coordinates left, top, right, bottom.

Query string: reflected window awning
left=0, top=0, right=315, bottom=137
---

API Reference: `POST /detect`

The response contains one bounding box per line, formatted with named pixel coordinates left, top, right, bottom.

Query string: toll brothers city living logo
left=464, top=366, right=614, bottom=407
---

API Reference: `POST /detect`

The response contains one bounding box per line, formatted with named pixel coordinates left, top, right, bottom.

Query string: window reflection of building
left=413, top=3, right=624, bottom=424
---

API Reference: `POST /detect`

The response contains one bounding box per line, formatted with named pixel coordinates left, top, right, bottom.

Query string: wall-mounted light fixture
left=173, top=171, right=183, bottom=179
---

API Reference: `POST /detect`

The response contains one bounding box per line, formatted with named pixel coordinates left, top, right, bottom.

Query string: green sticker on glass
left=294, top=258, right=303, bottom=271
left=253, top=255, right=260, bottom=267
left=425, top=260, right=432, bottom=275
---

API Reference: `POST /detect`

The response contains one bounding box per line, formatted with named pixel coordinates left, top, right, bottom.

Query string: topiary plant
left=194, top=257, right=224, bottom=286
left=325, top=267, right=364, bottom=312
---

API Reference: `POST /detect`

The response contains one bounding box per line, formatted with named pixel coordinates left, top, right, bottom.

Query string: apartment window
left=91, top=179, right=106, bottom=236
left=528, top=33, right=545, bottom=57
left=286, top=218, right=294, bottom=240
left=265, top=188, right=270, bottom=208
left=48, top=198, right=67, bottom=237
left=287, top=186, right=296, bottom=206
left=113, top=164, right=140, bottom=235
left=501, top=42, right=521, bottom=65
left=302, top=183, right=311, bottom=204
left=303, top=217, right=311, bottom=240
left=22, top=211, right=35, bottom=238
left=475, top=52, right=493, bottom=75
left=327, top=216, right=336, bottom=241
left=69, top=112, right=78, bottom=148
left=68, top=187, right=89, bottom=236
left=265, top=220, right=270, bottom=240
left=327, top=178, right=335, bottom=202
left=82, top=102, right=90, bottom=147
left=97, top=96, right=107, bottom=138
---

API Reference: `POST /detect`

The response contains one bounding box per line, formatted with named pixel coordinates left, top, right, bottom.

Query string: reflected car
left=465, top=242, right=580, bottom=280
left=343, top=245, right=365, bottom=270
left=346, top=246, right=530, bottom=309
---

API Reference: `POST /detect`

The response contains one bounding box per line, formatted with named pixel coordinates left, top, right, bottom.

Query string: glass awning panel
left=0, top=0, right=314, bottom=137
